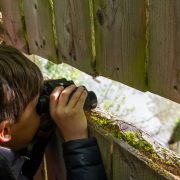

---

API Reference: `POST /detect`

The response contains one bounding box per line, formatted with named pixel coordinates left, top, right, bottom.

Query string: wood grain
left=148, top=0, right=180, bottom=103
left=89, top=122, right=113, bottom=180
left=0, top=0, right=28, bottom=51
left=94, top=0, right=146, bottom=90
left=67, top=0, right=95, bottom=75
left=113, top=140, right=166, bottom=180
left=23, top=0, right=58, bottom=63
left=88, top=109, right=180, bottom=180
left=52, top=0, right=72, bottom=64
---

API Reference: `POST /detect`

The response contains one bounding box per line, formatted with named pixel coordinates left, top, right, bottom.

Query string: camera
left=36, top=78, right=97, bottom=114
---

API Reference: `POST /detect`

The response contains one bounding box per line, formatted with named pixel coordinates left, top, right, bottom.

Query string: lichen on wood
left=86, top=108, right=180, bottom=179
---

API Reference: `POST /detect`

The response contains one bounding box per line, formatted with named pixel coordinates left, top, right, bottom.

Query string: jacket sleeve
left=62, top=137, right=107, bottom=180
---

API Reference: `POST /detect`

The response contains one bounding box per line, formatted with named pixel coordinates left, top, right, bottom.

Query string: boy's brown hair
left=0, top=44, right=43, bottom=123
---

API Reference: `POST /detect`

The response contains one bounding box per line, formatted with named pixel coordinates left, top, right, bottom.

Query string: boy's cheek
left=9, top=114, right=41, bottom=150
left=9, top=126, right=39, bottom=150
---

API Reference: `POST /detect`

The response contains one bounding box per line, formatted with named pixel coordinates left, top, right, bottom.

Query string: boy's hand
left=49, top=85, right=88, bottom=142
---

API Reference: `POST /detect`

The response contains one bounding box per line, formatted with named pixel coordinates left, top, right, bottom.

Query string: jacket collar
left=0, top=146, right=29, bottom=179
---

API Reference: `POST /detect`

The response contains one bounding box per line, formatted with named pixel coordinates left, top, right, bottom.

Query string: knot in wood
left=96, top=9, right=105, bottom=26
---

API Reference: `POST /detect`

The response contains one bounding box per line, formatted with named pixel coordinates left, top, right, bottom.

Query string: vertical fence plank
left=0, top=0, right=28, bottom=52
left=53, top=0, right=94, bottom=74
left=113, top=140, right=167, bottom=180
left=88, top=122, right=113, bottom=180
left=88, top=110, right=180, bottom=180
left=94, top=0, right=146, bottom=90
left=1, top=1, right=180, bottom=103
left=66, top=0, right=94, bottom=74
left=148, top=0, right=180, bottom=103
left=45, top=133, right=66, bottom=180
left=176, top=11, right=180, bottom=103
left=52, top=0, right=72, bottom=64
left=23, top=0, right=58, bottom=63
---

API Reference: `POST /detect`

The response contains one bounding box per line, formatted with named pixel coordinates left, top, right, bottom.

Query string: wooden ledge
left=87, top=108, right=180, bottom=180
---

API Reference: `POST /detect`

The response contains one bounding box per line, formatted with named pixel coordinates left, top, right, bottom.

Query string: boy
left=0, top=44, right=107, bottom=180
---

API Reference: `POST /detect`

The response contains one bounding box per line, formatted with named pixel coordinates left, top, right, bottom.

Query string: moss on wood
left=87, top=110, right=180, bottom=178
left=89, top=112, right=155, bottom=153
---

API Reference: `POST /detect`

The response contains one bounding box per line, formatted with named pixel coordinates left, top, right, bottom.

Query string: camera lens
left=84, top=91, right=97, bottom=111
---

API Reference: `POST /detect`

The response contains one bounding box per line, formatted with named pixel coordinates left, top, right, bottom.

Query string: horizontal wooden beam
left=87, top=109, right=180, bottom=180
left=41, top=109, right=180, bottom=180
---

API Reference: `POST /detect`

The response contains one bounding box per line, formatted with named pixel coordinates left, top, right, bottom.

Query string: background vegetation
left=32, top=55, right=180, bottom=154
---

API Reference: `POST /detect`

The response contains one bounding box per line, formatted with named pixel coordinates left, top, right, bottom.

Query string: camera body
left=36, top=78, right=97, bottom=114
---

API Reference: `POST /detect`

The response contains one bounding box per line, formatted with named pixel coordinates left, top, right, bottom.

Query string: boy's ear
left=0, top=120, right=11, bottom=142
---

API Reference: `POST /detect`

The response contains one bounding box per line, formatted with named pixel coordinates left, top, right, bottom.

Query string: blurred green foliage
left=34, top=56, right=80, bottom=81
left=33, top=55, right=135, bottom=119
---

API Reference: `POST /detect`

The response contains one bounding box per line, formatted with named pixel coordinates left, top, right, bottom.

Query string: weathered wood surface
left=94, top=0, right=146, bottom=90
left=88, top=109, right=180, bottom=180
left=89, top=122, right=113, bottom=180
left=52, top=0, right=71, bottom=64
left=34, top=132, right=66, bottom=180
left=1, top=0, right=180, bottom=103
left=67, top=0, right=94, bottom=74
left=40, top=109, right=180, bottom=180
left=112, top=141, right=166, bottom=180
left=23, top=0, right=58, bottom=63
left=53, top=0, right=95, bottom=74
left=44, top=132, right=66, bottom=180
left=148, top=0, right=180, bottom=103
left=0, top=1, right=180, bottom=179
left=0, top=0, right=28, bottom=51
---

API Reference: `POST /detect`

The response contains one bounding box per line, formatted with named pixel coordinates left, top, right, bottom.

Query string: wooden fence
left=0, top=1, right=180, bottom=180
left=0, top=0, right=180, bottom=104
left=87, top=110, right=180, bottom=180
left=33, top=110, right=180, bottom=180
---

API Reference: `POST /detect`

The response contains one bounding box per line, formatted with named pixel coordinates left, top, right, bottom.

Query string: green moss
left=89, top=112, right=180, bottom=177
left=164, top=160, right=174, bottom=166
left=90, top=114, right=155, bottom=154
left=90, top=115, right=110, bottom=126
left=48, top=0, right=58, bottom=61
left=19, top=0, right=28, bottom=42
left=147, top=160, right=171, bottom=178
left=118, top=131, right=155, bottom=153
left=89, top=0, right=96, bottom=67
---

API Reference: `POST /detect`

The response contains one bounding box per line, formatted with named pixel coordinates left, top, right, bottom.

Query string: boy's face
left=1, top=96, right=41, bottom=151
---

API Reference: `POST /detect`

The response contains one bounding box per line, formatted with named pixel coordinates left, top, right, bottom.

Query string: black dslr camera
left=36, top=78, right=97, bottom=114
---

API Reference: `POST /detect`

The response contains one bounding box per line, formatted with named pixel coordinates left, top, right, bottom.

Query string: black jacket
left=0, top=137, right=107, bottom=180
left=63, top=138, right=107, bottom=180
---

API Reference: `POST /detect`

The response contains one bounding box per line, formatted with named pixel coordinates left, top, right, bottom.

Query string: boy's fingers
left=49, top=86, right=64, bottom=115
left=58, top=85, right=76, bottom=107
left=75, top=90, right=88, bottom=109
left=68, top=87, right=85, bottom=108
